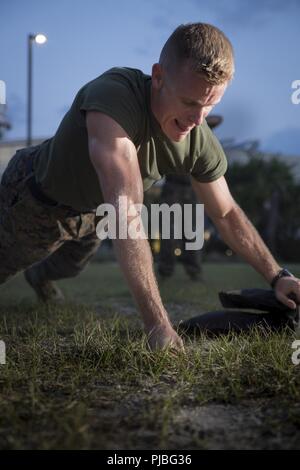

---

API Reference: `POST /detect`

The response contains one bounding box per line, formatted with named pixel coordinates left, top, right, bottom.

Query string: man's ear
left=151, top=63, right=164, bottom=90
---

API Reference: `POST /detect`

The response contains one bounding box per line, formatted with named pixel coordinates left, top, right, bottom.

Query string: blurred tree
left=226, top=151, right=300, bottom=260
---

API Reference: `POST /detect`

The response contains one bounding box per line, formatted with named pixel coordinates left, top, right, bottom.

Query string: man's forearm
left=212, top=203, right=281, bottom=283
left=112, top=235, right=170, bottom=331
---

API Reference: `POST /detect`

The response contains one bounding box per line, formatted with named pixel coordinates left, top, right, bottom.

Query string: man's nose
left=188, top=109, right=205, bottom=126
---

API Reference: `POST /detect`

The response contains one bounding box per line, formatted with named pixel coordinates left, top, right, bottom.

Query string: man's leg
left=0, top=151, right=65, bottom=287
left=25, top=232, right=101, bottom=281
left=1, top=148, right=101, bottom=301
left=24, top=219, right=101, bottom=301
left=0, top=195, right=63, bottom=287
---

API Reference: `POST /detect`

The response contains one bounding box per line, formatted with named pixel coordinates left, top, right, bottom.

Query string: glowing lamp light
left=34, top=34, right=47, bottom=44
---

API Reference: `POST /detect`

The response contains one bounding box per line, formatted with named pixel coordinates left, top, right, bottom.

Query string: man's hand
left=146, top=322, right=184, bottom=352
left=275, top=276, right=300, bottom=310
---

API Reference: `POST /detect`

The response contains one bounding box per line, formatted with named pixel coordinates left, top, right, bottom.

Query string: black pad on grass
left=178, top=288, right=299, bottom=336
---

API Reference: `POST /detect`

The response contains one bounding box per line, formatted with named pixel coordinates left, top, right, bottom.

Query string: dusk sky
left=1, top=0, right=300, bottom=155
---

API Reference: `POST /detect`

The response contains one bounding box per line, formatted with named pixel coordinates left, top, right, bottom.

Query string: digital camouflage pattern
left=0, top=147, right=101, bottom=286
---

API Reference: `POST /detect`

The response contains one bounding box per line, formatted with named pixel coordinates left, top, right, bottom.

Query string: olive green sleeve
left=79, top=70, right=141, bottom=143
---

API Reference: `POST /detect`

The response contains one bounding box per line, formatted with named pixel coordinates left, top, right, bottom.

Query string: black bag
left=178, top=289, right=299, bottom=336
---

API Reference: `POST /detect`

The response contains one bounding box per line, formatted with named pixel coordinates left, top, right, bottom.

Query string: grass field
left=0, top=261, right=300, bottom=450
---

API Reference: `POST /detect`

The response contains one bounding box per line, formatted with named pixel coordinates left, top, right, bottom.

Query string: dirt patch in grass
left=1, top=263, right=300, bottom=449
left=68, top=382, right=300, bottom=450
left=168, top=400, right=300, bottom=450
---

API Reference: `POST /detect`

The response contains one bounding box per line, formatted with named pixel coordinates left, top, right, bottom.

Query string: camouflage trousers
left=0, top=147, right=101, bottom=285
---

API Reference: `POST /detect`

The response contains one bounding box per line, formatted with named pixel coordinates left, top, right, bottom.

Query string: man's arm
left=86, top=111, right=183, bottom=350
left=192, top=175, right=300, bottom=309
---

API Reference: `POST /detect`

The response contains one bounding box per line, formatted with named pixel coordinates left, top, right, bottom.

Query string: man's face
left=151, top=61, right=227, bottom=142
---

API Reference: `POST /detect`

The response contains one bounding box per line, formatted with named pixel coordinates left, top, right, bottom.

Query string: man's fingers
left=146, top=325, right=184, bottom=352
left=276, top=292, right=296, bottom=310
left=275, top=277, right=300, bottom=309
left=171, top=338, right=185, bottom=353
left=286, top=298, right=297, bottom=310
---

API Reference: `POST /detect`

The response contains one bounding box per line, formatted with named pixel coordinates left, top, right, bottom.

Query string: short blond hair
left=160, top=23, right=234, bottom=85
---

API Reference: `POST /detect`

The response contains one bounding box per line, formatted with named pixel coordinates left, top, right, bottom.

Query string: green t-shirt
left=34, top=67, right=227, bottom=211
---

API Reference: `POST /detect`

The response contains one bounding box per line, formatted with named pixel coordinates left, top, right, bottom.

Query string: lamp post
left=27, top=33, right=47, bottom=147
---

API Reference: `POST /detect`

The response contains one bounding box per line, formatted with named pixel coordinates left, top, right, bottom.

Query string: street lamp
left=27, top=33, right=47, bottom=147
